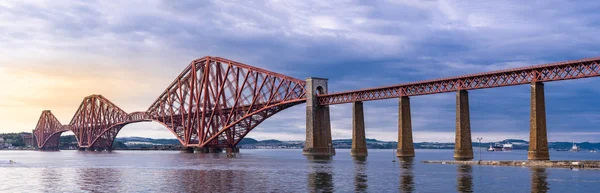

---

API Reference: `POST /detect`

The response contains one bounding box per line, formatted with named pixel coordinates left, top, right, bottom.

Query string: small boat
left=591, top=150, right=597, bottom=153
left=570, top=143, right=580, bottom=152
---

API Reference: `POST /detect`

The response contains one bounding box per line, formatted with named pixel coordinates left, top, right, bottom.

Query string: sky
left=1, top=0, right=600, bottom=142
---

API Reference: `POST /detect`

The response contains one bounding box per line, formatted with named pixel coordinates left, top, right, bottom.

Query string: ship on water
left=502, top=143, right=513, bottom=151
left=570, top=143, right=580, bottom=152
left=487, top=143, right=512, bottom=152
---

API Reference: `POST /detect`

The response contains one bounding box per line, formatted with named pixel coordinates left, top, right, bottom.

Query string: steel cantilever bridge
left=34, top=56, right=600, bottom=156
left=34, top=56, right=307, bottom=150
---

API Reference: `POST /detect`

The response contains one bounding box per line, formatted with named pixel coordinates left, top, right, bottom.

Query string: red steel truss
left=146, top=57, right=306, bottom=147
left=318, top=57, right=600, bottom=105
left=33, top=110, right=69, bottom=150
left=33, top=56, right=307, bottom=150
left=69, top=95, right=153, bottom=149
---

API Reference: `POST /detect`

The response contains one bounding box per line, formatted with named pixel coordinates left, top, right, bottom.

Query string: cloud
left=2, top=0, right=600, bottom=142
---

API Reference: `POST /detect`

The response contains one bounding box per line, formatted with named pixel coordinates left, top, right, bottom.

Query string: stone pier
left=195, top=147, right=209, bottom=153
left=226, top=147, right=240, bottom=153
left=351, top=101, right=368, bottom=157
left=303, top=77, right=335, bottom=156
left=180, top=147, right=194, bottom=153
left=528, top=82, right=549, bottom=160
left=41, top=147, right=59, bottom=151
left=454, top=90, right=473, bottom=161
left=397, top=96, right=415, bottom=157
left=208, top=147, right=223, bottom=153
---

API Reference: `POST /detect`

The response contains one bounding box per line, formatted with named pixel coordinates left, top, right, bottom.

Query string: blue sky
left=1, top=0, right=599, bottom=142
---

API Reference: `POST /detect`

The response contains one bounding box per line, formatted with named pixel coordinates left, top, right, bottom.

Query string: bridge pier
left=351, top=101, right=368, bottom=157
left=528, top=82, right=549, bottom=160
left=40, top=147, right=59, bottom=151
left=180, top=147, right=194, bottom=153
left=303, top=77, right=335, bottom=156
left=397, top=96, right=415, bottom=157
left=454, top=90, right=473, bottom=161
left=86, top=147, right=107, bottom=152
left=209, top=147, right=223, bottom=153
left=194, top=147, right=209, bottom=153
left=226, top=147, right=240, bottom=153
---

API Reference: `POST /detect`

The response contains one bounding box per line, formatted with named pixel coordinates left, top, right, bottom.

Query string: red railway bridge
left=33, top=56, right=600, bottom=160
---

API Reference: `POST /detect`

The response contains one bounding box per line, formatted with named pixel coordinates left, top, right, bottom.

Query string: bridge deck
left=317, top=57, right=600, bottom=105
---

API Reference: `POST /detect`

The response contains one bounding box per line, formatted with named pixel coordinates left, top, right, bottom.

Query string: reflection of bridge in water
left=34, top=56, right=600, bottom=160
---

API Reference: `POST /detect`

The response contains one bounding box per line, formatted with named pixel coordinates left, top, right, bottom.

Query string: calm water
left=1, top=149, right=599, bottom=192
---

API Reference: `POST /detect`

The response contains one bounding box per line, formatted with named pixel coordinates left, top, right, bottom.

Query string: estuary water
left=1, top=149, right=599, bottom=192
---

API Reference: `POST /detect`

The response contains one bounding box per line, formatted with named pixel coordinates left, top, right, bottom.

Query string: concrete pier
left=351, top=101, right=368, bottom=157
left=529, top=82, right=549, bottom=160
left=303, top=77, right=335, bottom=156
left=397, top=96, right=415, bottom=157
left=454, top=90, right=473, bottom=161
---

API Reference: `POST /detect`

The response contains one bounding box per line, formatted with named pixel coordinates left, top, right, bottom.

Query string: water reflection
left=456, top=165, right=473, bottom=193
left=76, top=168, right=122, bottom=192
left=41, top=168, right=62, bottom=191
left=399, top=157, right=415, bottom=193
left=306, top=156, right=334, bottom=192
left=353, top=156, right=368, bottom=192
left=530, top=167, right=549, bottom=193
left=175, top=169, right=239, bottom=192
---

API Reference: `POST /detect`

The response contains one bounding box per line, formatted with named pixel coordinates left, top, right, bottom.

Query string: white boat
left=570, top=143, right=580, bottom=152
left=502, top=143, right=513, bottom=151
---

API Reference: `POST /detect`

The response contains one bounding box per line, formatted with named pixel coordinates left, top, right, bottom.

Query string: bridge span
left=33, top=56, right=600, bottom=160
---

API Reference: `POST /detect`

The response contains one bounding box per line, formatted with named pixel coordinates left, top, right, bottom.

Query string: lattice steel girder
left=68, top=95, right=127, bottom=147
left=33, top=110, right=68, bottom=149
left=146, top=56, right=307, bottom=147
left=318, top=57, right=600, bottom=105
left=33, top=56, right=308, bottom=150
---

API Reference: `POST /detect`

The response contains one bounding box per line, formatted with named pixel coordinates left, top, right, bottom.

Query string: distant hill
left=501, top=139, right=528, bottom=144
left=115, top=137, right=180, bottom=145
left=259, top=139, right=282, bottom=144
left=238, top=138, right=258, bottom=145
